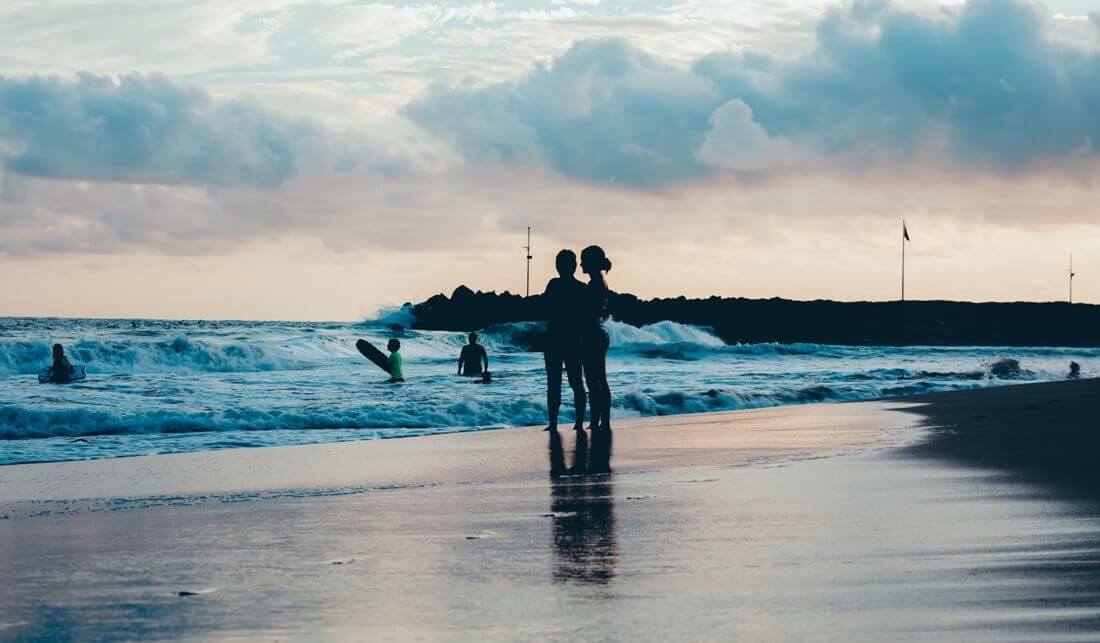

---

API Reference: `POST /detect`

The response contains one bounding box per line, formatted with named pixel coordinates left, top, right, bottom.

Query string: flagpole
left=901, top=220, right=906, bottom=302
left=524, top=227, right=532, bottom=298
left=1069, top=253, right=1074, bottom=304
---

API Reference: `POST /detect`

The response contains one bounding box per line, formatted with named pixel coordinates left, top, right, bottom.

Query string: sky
left=0, top=0, right=1098, bottom=320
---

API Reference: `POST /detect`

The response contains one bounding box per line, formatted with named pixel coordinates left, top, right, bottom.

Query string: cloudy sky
left=1, top=0, right=1098, bottom=320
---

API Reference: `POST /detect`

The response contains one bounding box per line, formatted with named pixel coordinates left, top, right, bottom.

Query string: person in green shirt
left=386, top=339, right=405, bottom=382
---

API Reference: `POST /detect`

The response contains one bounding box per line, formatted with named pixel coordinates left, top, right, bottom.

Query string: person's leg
left=563, top=351, right=586, bottom=430
left=548, top=426, right=566, bottom=478
left=545, top=350, right=563, bottom=430
left=589, top=362, right=610, bottom=429
left=582, top=349, right=603, bottom=430
left=569, top=424, right=588, bottom=475
left=588, top=422, right=612, bottom=474
left=594, top=332, right=612, bottom=430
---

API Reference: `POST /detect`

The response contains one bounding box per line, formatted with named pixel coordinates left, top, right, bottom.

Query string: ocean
left=1, top=314, right=1095, bottom=465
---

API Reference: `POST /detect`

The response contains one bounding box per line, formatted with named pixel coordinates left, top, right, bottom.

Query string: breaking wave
left=0, top=335, right=355, bottom=376
left=614, top=381, right=977, bottom=417
left=0, top=377, right=988, bottom=444
left=3, top=315, right=1093, bottom=464
left=0, top=398, right=551, bottom=441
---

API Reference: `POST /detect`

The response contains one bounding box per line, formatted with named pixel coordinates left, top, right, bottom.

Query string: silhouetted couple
left=543, top=245, right=613, bottom=439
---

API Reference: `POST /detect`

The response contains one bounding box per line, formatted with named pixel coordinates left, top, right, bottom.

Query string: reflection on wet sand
left=549, top=428, right=618, bottom=585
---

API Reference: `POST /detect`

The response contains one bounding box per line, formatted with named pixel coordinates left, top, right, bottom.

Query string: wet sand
left=0, top=401, right=903, bottom=513
left=3, top=381, right=1100, bottom=640
left=904, top=378, right=1100, bottom=499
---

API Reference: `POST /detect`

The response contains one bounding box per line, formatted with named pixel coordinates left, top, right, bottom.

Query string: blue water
left=1, top=314, right=1096, bottom=465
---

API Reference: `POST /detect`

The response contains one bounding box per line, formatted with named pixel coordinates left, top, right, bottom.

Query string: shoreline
left=4, top=378, right=1097, bottom=511
left=0, top=400, right=914, bottom=515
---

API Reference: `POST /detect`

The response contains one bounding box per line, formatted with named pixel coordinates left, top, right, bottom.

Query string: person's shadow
left=548, top=428, right=617, bottom=584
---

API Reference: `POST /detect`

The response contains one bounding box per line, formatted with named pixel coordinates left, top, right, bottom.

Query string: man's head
left=52, top=343, right=64, bottom=359
left=555, top=249, right=577, bottom=278
left=1071, top=361, right=1081, bottom=373
left=468, top=332, right=478, bottom=344
left=387, top=339, right=401, bottom=352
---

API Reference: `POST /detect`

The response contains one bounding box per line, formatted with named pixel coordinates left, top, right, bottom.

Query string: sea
left=1, top=313, right=1096, bottom=465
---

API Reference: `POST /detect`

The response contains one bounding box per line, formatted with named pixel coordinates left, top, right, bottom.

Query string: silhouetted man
left=458, top=332, right=489, bottom=376
left=543, top=249, right=587, bottom=432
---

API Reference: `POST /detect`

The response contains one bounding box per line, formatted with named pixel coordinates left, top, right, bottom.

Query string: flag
left=903, top=222, right=910, bottom=242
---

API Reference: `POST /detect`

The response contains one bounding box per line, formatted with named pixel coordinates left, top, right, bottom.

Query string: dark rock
left=409, top=286, right=1100, bottom=347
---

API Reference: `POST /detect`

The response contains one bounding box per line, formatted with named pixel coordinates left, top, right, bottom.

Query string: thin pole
left=901, top=220, right=906, bottom=302
left=524, top=227, right=532, bottom=298
left=1069, top=253, right=1074, bottom=304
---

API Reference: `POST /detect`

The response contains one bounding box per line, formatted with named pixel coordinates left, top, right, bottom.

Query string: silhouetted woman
left=579, top=245, right=612, bottom=432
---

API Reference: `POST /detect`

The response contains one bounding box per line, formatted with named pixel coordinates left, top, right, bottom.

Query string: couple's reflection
left=548, top=428, right=618, bottom=584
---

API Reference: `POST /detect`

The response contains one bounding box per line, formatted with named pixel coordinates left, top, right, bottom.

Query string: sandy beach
left=3, top=379, right=1100, bottom=640
left=6, top=0, right=1100, bottom=639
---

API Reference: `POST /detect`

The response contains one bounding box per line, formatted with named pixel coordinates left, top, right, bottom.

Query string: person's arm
left=481, top=346, right=489, bottom=372
left=542, top=279, right=557, bottom=321
left=457, top=347, right=464, bottom=375
left=590, top=278, right=610, bottom=321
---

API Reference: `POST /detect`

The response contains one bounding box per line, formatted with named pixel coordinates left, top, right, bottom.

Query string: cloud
left=407, top=0, right=1100, bottom=185
left=0, top=72, right=326, bottom=187
left=407, top=39, right=716, bottom=185
left=3, top=1, right=1098, bottom=263
left=697, top=100, right=805, bottom=171
left=0, top=165, right=499, bottom=256
left=1091, top=11, right=1100, bottom=36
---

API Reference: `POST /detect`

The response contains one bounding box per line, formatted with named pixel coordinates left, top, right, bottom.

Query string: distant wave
left=614, top=380, right=982, bottom=417
left=477, top=321, right=547, bottom=352
left=5, top=316, right=1084, bottom=378
left=0, top=378, right=986, bottom=442
left=841, top=368, right=985, bottom=382
left=0, top=397, right=550, bottom=441
left=604, top=320, right=725, bottom=347
left=405, top=319, right=733, bottom=356
left=363, top=305, right=417, bottom=330
left=0, top=335, right=352, bottom=376
left=361, top=314, right=1100, bottom=363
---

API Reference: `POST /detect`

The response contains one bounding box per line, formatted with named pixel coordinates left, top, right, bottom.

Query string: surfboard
left=356, top=339, right=392, bottom=375
left=38, top=364, right=87, bottom=384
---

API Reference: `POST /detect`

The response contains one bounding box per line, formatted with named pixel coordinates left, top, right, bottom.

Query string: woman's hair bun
left=581, top=244, right=612, bottom=273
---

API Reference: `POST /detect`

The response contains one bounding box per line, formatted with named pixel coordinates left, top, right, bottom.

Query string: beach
left=5, top=0, right=1100, bottom=639
left=3, top=379, right=1100, bottom=640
